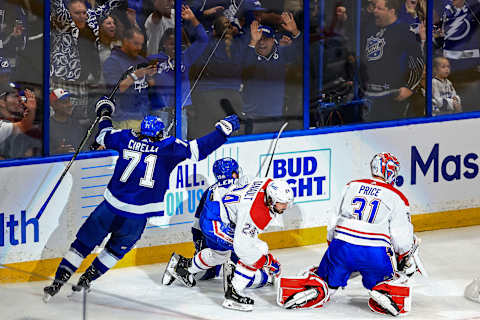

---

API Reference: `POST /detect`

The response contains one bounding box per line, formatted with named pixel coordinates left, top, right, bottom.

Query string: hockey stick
left=35, top=67, right=132, bottom=220
left=256, top=122, right=288, bottom=178
left=397, top=235, right=428, bottom=279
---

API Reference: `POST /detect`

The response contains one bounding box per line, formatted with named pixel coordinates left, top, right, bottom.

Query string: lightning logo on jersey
left=444, top=10, right=470, bottom=41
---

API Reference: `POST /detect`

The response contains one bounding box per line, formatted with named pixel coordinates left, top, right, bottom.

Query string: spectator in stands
left=11, top=0, right=44, bottom=90
left=363, top=0, right=377, bottom=20
left=125, top=0, right=154, bottom=34
left=322, top=2, right=355, bottom=98
left=0, top=84, right=40, bottom=159
left=50, top=0, right=123, bottom=128
left=49, top=88, right=85, bottom=154
left=327, top=2, right=350, bottom=38
left=436, top=0, right=480, bottom=112
left=148, top=5, right=207, bottom=140
left=241, top=13, right=302, bottom=134
left=103, top=27, right=157, bottom=130
left=397, top=0, right=427, bottom=54
left=406, top=64, right=426, bottom=117
left=98, top=15, right=121, bottom=72
left=0, top=56, right=12, bottom=87
left=145, top=0, right=174, bottom=56
left=190, top=14, right=249, bottom=138
left=187, top=0, right=272, bottom=32
left=360, top=0, right=424, bottom=122
left=0, top=1, right=27, bottom=61
left=432, top=56, right=462, bottom=116
left=398, top=0, right=418, bottom=24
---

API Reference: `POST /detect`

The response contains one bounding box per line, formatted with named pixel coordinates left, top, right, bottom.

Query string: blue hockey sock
left=90, top=249, right=120, bottom=280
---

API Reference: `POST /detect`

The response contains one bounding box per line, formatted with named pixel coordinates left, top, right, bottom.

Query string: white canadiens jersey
left=328, top=178, right=413, bottom=256
left=220, top=178, right=274, bottom=266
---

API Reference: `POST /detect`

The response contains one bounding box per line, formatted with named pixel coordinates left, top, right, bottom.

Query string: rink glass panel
left=309, top=0, right=428, bottom=127
left=0, top=1, right=44, bottom=160
left=186, top=2, right=305, bottom=138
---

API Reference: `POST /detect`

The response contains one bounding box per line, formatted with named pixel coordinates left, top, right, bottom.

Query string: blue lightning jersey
left=96, top=118, right=228, bottom=218
left=437, top=0, right=480, bottom=69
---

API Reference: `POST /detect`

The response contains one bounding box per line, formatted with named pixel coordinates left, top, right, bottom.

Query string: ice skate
left=165, top=253, right=196, bottom=287
left=222, top=277, right=254, bottom=312
left=42, top=267, right=72, bottom=303
left=162, top=253, right=178, bottom=285
left=222, top=260, right=235, bottom=293
left=68, top=265, right=100, bottom=297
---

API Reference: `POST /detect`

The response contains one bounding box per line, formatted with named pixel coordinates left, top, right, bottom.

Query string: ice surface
left=2, top=226, right=480, bottom=320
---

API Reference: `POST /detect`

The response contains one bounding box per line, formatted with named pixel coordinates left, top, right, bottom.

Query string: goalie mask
left=370, top=152, right=400, bottom=185
left=140, top=115, right=165, bottom=139
left=265, top=180, right=294, bottom=216
left=213, top=157, right=239, bottom=186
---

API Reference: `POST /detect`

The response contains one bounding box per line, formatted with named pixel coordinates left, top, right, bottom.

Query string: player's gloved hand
left=95, top=96, right=115, bottom=117
left=397, top=254, right=417, bottom=278
left=264, top=253, right=281, bottom=278
left=215, top=115, right=240, bottom=136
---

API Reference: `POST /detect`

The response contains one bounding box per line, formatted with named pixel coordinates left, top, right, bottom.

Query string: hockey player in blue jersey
left=42, top=97, right=240, bottom=302
left=188, top=157, right=244, bottom=282
left=163, top=157, right=273, bottom=290
left=277, top=152, right=424, bottom=316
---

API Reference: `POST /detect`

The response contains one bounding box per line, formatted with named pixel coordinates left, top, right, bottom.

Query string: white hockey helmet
left=265, top=179, right=294, bottom=215
left=370, top=152, right=400, bottom=185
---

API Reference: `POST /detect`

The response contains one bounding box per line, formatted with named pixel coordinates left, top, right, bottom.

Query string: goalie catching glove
left=95, top=97, right=116, bottom=117
left=215, top=115, right=240, bottom=136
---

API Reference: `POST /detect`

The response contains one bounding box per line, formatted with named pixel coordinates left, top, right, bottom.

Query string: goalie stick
left=398, top=235, right=428, bottom=279
left=35, top=65, right=136, bottom=220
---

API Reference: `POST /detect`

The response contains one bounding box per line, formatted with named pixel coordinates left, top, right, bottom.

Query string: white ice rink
left=2, top=225, right=480, bottom=320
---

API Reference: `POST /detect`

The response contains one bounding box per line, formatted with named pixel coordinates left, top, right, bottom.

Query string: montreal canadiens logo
left=366, top=36, right=386, bottom=61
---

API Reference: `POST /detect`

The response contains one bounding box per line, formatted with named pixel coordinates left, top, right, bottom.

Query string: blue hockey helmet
left=213, top=157, right=239, bottom=183
left=141, top=115, right=165, bottom=138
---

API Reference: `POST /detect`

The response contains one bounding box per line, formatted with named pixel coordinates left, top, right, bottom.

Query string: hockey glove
left=397, top=235, right=425, bottom=278
left=215, top=115, right=240, bottom=136
left=95, top=97, right=116, bottom=117
left=265, top=253, right=281, bottom=278
left=397, top=254, right=417, bottom=278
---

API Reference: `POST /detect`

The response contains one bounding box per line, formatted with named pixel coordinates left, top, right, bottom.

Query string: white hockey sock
left=64, top=248, right=85, bottom=270
left=189, top=248, right=229, bottom=274
left=232, top=263, right=256, bottom=293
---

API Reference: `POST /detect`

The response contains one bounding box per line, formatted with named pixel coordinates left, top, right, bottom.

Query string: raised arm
left=90, top=0, right=126, bottom=21
left=50, top=0, right=72, bottom=28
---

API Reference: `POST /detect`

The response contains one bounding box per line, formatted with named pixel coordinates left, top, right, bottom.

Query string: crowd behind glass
left=0, top=0, right=478, bottom=160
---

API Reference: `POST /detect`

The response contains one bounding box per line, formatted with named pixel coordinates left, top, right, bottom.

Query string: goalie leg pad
left=368, top=280, right=411, bottom=316
left=277, top=273, right=329, bottom=309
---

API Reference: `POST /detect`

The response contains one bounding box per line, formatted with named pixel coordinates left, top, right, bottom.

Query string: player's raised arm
left=184, top=115, right=240, bottom=162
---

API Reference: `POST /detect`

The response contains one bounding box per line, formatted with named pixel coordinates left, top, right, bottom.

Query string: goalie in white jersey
left=278, top=152, right=421, bottom=316
left=164, top=177, right=294, bottom=311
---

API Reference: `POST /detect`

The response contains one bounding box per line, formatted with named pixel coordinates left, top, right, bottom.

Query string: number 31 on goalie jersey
left=351, top=197, right=381, bottom=223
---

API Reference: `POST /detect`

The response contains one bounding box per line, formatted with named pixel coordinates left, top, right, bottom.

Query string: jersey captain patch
left=366, top=35, right=386, bottom=62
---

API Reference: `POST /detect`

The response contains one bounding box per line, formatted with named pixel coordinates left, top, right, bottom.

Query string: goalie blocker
left=277, top=268, right=411, bottom=316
